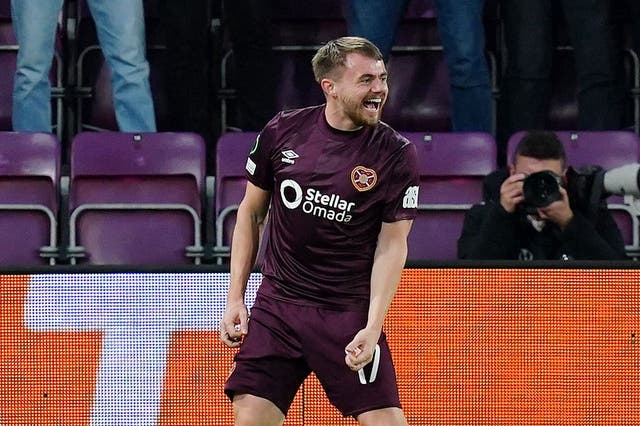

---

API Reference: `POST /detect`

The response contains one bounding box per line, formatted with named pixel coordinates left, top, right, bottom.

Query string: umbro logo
left=281, top=149, right=299, bottom=164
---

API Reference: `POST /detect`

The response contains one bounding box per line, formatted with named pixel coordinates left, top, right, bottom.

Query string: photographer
left=457, top=131, right=627, bottom=260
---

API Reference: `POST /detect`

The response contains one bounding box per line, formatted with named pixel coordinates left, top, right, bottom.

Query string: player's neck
left=324, top=104, right=363, bottom=132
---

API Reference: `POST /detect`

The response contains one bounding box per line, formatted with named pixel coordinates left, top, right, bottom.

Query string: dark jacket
left=457, top=168, right=628, bottom=260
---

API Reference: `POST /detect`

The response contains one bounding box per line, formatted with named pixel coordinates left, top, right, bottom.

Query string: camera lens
left=522, top=171, right=561, bottom=208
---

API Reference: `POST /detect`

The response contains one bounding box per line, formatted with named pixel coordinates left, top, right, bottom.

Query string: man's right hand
left=500, top=173, right=526, bottom=213
left=220, top=300, right=249, bottom=348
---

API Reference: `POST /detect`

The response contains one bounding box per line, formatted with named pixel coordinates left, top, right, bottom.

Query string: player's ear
left=320, top=78, right=336, bottom=98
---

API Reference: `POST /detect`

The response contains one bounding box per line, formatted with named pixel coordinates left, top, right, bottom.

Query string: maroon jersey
left=245, top=105, right=419, bottom=309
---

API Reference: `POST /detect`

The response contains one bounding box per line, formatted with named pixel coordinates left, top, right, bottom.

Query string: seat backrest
left=385, top=53, right=451, bottom=132
left=0, top=132, right=60, bottom=265
left=69, top=132, right=205, bottom=264
left=403, top=132, right=497, bottom=261
left=214, top=132, right=258, bottom=259
left=506, top=130, right=640, bottom=169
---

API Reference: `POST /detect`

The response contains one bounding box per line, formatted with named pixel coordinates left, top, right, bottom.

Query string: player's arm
left=220, top=181, right=271, bottom=348
left=345, top=219, right=413, bottom=371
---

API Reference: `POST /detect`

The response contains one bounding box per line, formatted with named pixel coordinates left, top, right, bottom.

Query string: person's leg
left=87, top=0, right=156, bottom=131
left=11, top=0, right=62, bottom=132
left=357, top=407, right=408, bottom=425
left=346, top=0, right=410, bottom=61
left=501, top=0, right=553, bottom=136
left=224, top=292, right=310, bottom=423
left=434, top=0, right=492, bottom=133
left=302, top=307, right=404, bottom=421
left=232, top=394, right=285, bottom=426
left=562, top=0, right=623, bottom=130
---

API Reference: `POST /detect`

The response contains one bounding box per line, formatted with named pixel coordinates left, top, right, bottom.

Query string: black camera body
left=521, top=170, right=563, bottom=214
left=519, top=165, right=608, bottom=217
left=506, top=162, right=640, bottom=218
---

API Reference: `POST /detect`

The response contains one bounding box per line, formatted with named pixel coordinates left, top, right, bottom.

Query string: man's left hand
left=537, top=186, right=574, bottom=230
left=344, top=328, right=380, bottom=371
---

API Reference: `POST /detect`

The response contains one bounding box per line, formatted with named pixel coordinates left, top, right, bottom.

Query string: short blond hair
left=311, top=36, right=383, bottom=83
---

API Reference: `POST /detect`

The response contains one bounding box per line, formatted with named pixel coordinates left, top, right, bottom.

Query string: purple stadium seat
left=0, top=132, right=60, bottom=265
left=507, top=130, right=640, bottom=257
left=68, top=132, right=205, bottom=265
left=385, top=52, right=451, bottom=131
left=214, top=131, right=258, bottom=263
left=506, top=130, right=640, bottom=169
left=404, top=131, right=497, bottom=261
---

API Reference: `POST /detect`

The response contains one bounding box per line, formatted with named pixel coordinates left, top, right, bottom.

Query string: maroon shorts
left=224, top=290, right=401, bottom=418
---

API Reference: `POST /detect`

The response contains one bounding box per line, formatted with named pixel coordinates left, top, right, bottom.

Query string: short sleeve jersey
left=245, top=105, right=419, bottom=310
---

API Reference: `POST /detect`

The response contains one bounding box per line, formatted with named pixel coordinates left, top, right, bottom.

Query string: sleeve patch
left=402, top=185, right=419, bottom=208
left=245, top=157, right=257, bottom=175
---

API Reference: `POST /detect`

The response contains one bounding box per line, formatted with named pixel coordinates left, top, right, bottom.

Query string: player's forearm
left=367, top=238, right=407, bottom=332
left=228, top=206, right=263, bottom=302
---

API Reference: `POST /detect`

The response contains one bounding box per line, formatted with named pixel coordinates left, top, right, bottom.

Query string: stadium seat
left=506, top=130, right=640, bottom=258
left=0, top=132, right=61, bottom=265
left=385, top=51, right=452, bottom=132
left=67, top=132, right=205, bottom=265
left=506, top=130, right=640, bottom=169
left=404, top=131, right=497, bottom=261
left=213, top=131, right=258, bottom=263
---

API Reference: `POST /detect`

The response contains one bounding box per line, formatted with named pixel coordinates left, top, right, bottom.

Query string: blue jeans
left=12, top=0, right=156, bottom=132
left=347, top=0, right=492, bottom=133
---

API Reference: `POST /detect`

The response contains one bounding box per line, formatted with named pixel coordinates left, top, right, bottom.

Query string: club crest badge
left=351, top=166, right=378, bottom=192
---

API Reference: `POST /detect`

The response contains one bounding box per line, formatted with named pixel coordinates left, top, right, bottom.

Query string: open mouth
left=363, top=98, right=382, bottom=112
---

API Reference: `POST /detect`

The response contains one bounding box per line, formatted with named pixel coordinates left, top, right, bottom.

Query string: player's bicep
left=238, top=181, right=271, bottom=224
left=377, top=219, right=413, bottom=250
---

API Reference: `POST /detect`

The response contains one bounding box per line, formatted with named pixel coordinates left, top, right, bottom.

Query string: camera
left=520, top=163, right=640, bottom=215
left=521, top=170, right=562, bottom=213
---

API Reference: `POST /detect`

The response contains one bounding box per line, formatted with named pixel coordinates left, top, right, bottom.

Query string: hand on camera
left=500, top=173, right=526, bottom=213
left=535, top=186, right=574, bottom=230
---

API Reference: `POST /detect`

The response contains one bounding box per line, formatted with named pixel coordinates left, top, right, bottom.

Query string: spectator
left=346, top=0, right=493, bottom=133
left=501, top=0, right=624, bottom=140
left=220, top=36, right=418, bottom=424
left=11, top=0, right=156, bottom=133
left=458, top=131, right=627, bottom=260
